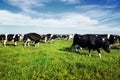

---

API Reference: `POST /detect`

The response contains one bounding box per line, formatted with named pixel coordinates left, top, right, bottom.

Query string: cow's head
left=102, top=38, right=110, bottom=53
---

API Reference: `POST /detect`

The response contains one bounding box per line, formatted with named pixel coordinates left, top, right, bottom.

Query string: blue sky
left=0, top=0, right=120, bottom=34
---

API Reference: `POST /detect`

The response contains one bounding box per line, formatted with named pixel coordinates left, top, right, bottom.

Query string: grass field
left=0, top=40, right=120, bottom=80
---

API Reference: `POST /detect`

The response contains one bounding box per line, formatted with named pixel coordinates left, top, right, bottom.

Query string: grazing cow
left=23, top=33, right=42, bottom=47
left=0, top=34, right=21, bottom=46
left=45, top=34, right=62, bottom=43
left=61, top=34, right=69, bottom=40
left=71, top=34, right=110, bottom=58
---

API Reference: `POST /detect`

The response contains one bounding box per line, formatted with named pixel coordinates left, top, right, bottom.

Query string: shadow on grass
left=110, top=47, right=120, bottom=49
left=59, top=47, right=89, bottom=56
left=6, top=44, right=16, bottom=46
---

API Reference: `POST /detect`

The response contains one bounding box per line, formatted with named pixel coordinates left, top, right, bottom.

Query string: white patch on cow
left=102, top=38, right=105, bottom=42
left=13, top=34, right=15, bottom=38
left=107, top=34, right=110, bottom=39
left=27, top=38, right=31, bottom=42
left=50, top=34, right=53, bottom=40
left=20, top=34, right=24, bottom=41
left=98, top=53, right=101, bottom=58
left=95, top=35, right=98, bottom=37
left=12, top=34, right=15, bottom=42
left=114, top=37, right=116, bottom=39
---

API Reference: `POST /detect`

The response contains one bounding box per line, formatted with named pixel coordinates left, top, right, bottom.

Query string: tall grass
left=0, top=40, right=120, bottom=80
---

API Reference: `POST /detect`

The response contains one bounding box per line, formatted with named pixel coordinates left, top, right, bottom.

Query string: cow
left=0, top=34, right=21, bottom=46
left=61, top=34, right=69, bottom=40
left=0, top=34, right=6, bottom=45
left=71, top=34, right=110, bottom=58
left=61, top=34, right=74, bottom=40
left=23, top=33, right=42, bottom=47
left=45, top=34, right=62, bottom=43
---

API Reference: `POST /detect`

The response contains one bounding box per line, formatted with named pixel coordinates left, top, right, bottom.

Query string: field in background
left=0, top=40, right=120, bottom=80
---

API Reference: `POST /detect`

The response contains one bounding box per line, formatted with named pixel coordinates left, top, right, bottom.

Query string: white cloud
left=76, top=4, right=118, bottom=11
left=0, top=10, right=120, bottom=34
left=0, top=10, right=97, bottom=27
left=75, top=4, right=119, bottom=22
left=60, top=0, right=80, bottom=4
left=5, top=0, right=51, bottom=13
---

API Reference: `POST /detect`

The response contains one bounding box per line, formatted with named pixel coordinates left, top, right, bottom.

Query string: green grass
left=0, top=40, right=120, bottom=80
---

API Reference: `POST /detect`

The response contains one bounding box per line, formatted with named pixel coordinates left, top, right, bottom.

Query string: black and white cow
left=0, top=34, right=21, bottom=46
left=61, top=34, right=74, bottom=40
left=45, top=34, right=62, bottom=43
left=0, top=34, right=6, bottom=45
left=23, top=33, right=42, bottom=47
left=71, top=34, right=110, bottom=58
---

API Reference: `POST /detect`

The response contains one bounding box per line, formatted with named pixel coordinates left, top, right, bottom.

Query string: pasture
left=0, top=40, right=120, bottom=80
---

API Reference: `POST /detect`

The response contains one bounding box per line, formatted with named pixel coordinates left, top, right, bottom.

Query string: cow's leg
left=14, top=41, right=17, bottom=46
left=88, top=48, right=91, bottom=57
left=97, top=49, right=101, bottom=58
left=34, top=40, right=39, bottom=47
left=37, top=43, right=39, bottom=47
left=3, top=40, right=7, bottom=46
left=24, top=41, right=30, bottom=47
left=76, top=46, right=80, bottom=53
left=25, top=38, right=30, bottom=47
left=35, top=43, right=39, bottom=47
left=27, top=42, right=30, bottom=47
left=24, top=41, right=27, bottom=46
left=44, top=37, right=47, bottom=43
left=24, top=40, right=28, bottom=47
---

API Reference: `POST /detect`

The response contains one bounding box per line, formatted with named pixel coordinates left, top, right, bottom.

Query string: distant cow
left=61, top=34, right=72, bottom=40
left=71, top=34, right=110, bottom=57
left=23, top=33, right=42, bottom=47
left=0, top=34, right=21, bottom=46
left=45, top=34, right=62, bottom=43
